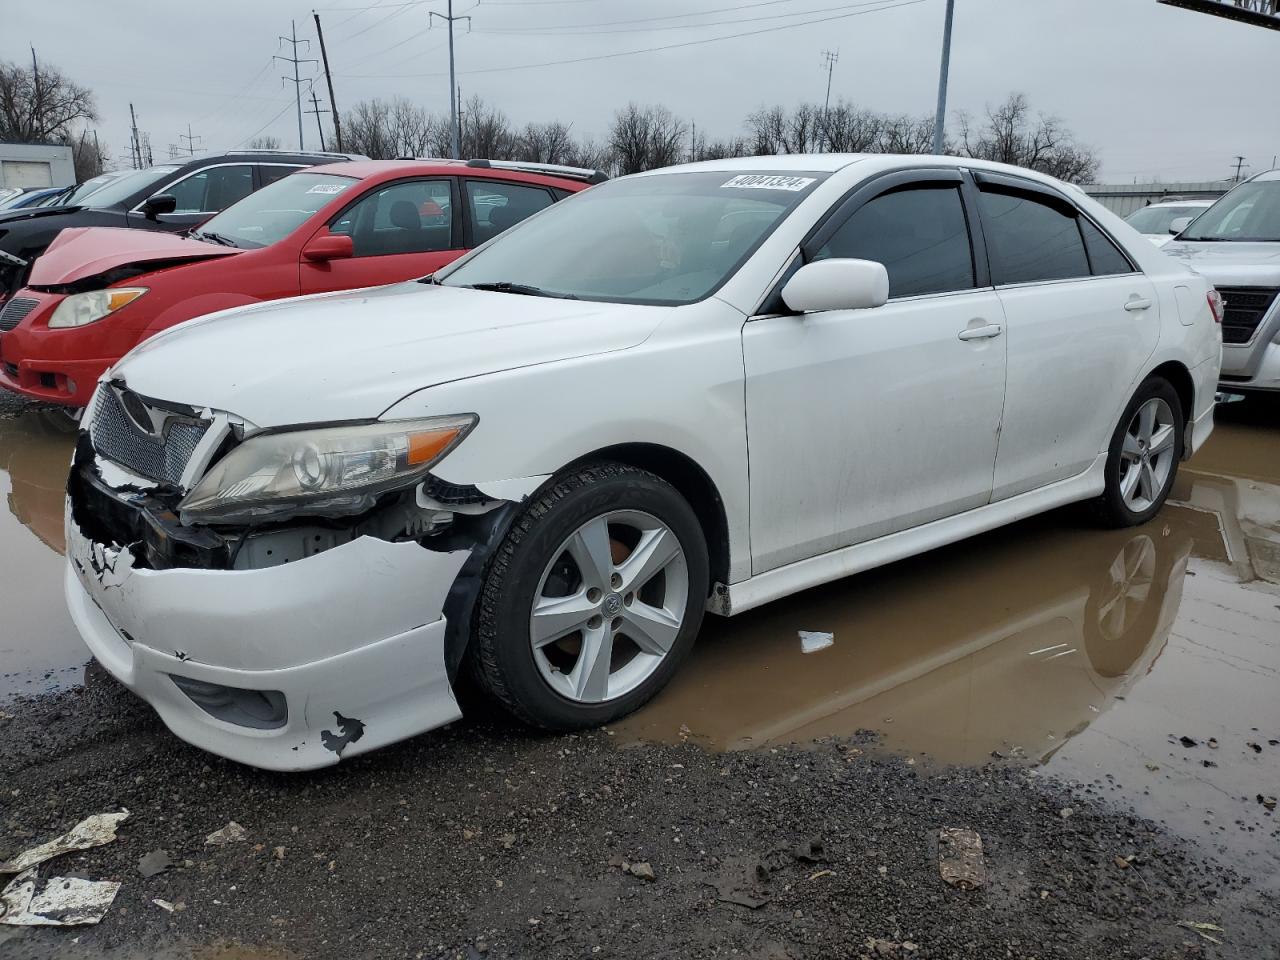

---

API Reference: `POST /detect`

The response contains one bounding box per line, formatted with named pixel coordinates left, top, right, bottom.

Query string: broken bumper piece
left=64, top=518, right=469, bottom=771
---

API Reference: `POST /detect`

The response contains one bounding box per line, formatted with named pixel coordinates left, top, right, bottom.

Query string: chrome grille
left=0, top=296, right=38, bottom=331
left=1218, top=286, right=1279, bottom=345
left=90, top=387, right=209, bottom=485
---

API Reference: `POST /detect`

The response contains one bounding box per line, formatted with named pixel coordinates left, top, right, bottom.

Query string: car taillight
left=1206, top=290, right=1224, bottom=324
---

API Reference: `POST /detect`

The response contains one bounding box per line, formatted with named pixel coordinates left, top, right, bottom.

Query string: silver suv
left=1163, top=169, right=1280, bottom=393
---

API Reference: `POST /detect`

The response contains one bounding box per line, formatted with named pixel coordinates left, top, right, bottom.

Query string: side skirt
left=720, top=454, right=1108, bottom=616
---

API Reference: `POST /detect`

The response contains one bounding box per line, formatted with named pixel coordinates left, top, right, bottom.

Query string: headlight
left=48, top=288, right=147, bottom=328
left=179, top=415, right=476, bottom=525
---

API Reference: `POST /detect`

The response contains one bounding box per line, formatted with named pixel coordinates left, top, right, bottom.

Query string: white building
left=0, top=143, right=76, bottom=190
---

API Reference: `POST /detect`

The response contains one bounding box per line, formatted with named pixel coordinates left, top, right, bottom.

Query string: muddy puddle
left=616, top=397, right=1280, bottom=882
left=0, top=411, right=86, bottom=700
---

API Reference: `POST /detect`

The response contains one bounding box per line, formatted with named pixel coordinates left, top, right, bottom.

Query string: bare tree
left=63, top=129, right=108, bottom=180
left=0, top=56, right=98, bottom=143
left=608, top=103, right=687, bottom=175
left=878, top=113, right=938, bottom=154
left=459, top=96, right=516, bottom=160
left=517, top=121, right=577, bottom=164
left=247, top=135, right=282, bottom=150
left=958, top=93, right=1099, bottom=183
left=344, top=98, right=441, bottom=159
left=819, top=103, right=885, bottom=153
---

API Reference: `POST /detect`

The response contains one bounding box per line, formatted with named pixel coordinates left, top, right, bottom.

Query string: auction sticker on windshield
left=307, top=183, right=350, bottom=195
left=721, top=175, right=817, bottom=191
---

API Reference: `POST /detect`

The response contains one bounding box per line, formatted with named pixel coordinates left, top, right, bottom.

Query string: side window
left=1079, top=219, right=1134, bottom=276
left=164, top=165, right=255, bottom=214
left=466, top=180, right=554, bottom=246
left=977, top=188, right=1090, bottom=284
left=259, top=165, right=305, bottom=187
left=813, top=185, right=975, bottom=298
left=332, top=179, right=454, bottom=258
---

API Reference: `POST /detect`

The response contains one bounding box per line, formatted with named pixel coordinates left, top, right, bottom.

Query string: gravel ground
left=1, top=672, right=1276, bottom=960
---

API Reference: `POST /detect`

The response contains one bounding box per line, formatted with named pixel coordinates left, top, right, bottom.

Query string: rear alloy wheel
left=472, top=462, right=708, bottom=729
left=1096, top=378, right=1184, bottom=528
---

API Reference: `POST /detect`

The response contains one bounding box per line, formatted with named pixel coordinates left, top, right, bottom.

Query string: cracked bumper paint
left=64, top=517, right=469, bottom=771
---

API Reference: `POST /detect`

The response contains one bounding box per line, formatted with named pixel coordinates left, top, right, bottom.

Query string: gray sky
left=11, top=0, right=1279, bottom=182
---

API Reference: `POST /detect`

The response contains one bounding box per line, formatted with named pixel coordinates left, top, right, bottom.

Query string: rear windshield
left=440, top=170, right=827, bottom=305
left=194, top=172, right=359, bottom=249
left=1179, top=181, right=1280, bottom=242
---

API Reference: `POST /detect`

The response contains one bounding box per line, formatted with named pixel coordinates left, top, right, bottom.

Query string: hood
left=28, top=227, right=241, bottom=287
left=0, top=204, right=83, bottom=227
left=111, top=282, right=670, bottom=427
left=1161, top=240, right=1280, bottom=287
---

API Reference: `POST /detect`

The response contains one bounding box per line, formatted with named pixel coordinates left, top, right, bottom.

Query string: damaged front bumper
left=63, top=448, right=488, bottom=772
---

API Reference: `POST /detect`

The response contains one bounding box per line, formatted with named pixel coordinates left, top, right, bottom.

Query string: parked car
left=0, top=159, right=600, bottom=409
left=0, top=149, right=367, bottom=303
left=1124, top=199, right=1214, bottom=247
left=1163, top=169, right=1280, bottom=393
left=64, top=155, right=1221, bottom=770
left=0, top=186, right=62, bottom=211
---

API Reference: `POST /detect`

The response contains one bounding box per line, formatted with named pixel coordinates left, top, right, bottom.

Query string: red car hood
left=29, top=227, right=241, bottom=286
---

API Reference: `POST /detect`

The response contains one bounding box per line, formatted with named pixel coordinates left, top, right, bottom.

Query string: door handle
left=1123, top=297, right=1153, bottom=312
left=957, top=323, right=1003, bottom=341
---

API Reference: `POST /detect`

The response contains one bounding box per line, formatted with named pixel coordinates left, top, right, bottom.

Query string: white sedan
left=64, top=155, right=1222, bottom=769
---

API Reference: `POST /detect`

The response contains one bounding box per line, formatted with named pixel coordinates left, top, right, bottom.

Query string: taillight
left=1207, top=290, right=1224, bottom=324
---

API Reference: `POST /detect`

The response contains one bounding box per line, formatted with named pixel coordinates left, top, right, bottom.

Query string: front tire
left=471, top=461, right=709, bottom=730
left=1095, top=377, right=1184, bottom=528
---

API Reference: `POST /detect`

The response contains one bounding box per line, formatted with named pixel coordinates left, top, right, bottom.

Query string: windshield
left=1179, top=181, right=1280, bottom=242
left=77, top=165, right=180, bottom=209
left=63, top=173, right=123, bottom=206
left=1126, top=204, right=1206, bottom=235
left=194, top=172, right=358, bottom=249
left=440, top=170, right=828, bottom=305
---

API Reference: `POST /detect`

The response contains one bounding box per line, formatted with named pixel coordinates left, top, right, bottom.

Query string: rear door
left=299, top=177, right=462, bottom=294
left=743, top=170, right=1008, bottom=572
left=462, top=178, right=556, bottom=247
left=974, top=172, right=1159, bottom=500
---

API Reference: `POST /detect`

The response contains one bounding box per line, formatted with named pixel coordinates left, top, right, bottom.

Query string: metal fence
left=1082, top=181, right=1232, bottom=218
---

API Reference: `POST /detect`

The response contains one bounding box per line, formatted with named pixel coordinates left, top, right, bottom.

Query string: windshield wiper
left=193, top=230, right=238, bottom=248
left=464, top=281, right=578, bottom=300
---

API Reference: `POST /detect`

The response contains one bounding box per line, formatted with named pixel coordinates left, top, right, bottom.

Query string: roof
left=299, top=158, right=596, bottom=188
left=1250, top=169, right=1280, bottom=183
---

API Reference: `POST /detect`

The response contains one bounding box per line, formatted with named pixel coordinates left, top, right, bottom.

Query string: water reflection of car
left=0, top=160, right=597, bottom=409
left=617, top=516, right=1195, bottom=762
left=0, top=411, right=77, bottom=554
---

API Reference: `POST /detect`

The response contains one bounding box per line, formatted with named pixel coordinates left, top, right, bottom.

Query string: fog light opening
left=170, top=675, right=289, bottom=730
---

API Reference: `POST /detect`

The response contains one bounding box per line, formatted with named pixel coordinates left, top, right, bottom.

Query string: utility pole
left=129, top=103, right=142, bottom=169
left=1231, top=155, right=1247, bottom=182
left=306, top=90, right=330, bottom=152
left=430, top=0, right=472, bottom=159
left=276, top=20, right=318, bottom=151
left=932, top=0, right=956, bottom=155
left=820, top=49, right=839, bottom=152
left=690, top=120, right=697, bottom=162
left=313, top=11, right=344, bottom=152
left=179, top=123, right=202, bottom=156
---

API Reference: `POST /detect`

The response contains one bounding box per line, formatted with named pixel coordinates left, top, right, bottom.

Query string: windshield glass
left=1179, top=181, right=1280, bottom=242
left=63, top=173, right=123, bottom=206
left=75, top=165, right=180, bottom=209
left=440, top=170, right=829, bottom=305
left=1126, top=204, right=1206, bottom=235
left=195, top=172, right=358, bottom=248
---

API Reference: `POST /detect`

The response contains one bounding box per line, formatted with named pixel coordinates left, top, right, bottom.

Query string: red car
left=0, top=159, right=600, bottom=409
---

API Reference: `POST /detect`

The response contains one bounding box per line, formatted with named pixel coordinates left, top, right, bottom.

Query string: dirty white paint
left=0, top=870, right=121, bottom=927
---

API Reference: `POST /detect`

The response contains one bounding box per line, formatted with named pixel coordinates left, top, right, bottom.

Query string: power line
left=341, top=0, right=925, bottom=79
left=820, top=49, right=839, bottom=152
left=1231, top=155, right=1248, bottom=181
left=276, top=20, right=319, bottom=150
left=314, top=12, right=345, bottom=152
left=429, top=0, right=472, bottom=159
left=473, top=0, right=890, bottom=36
left=179, top=123, right=202, bottom=156
left=491, top=0, right=799, bottom=29
left=306, top=90, right=331, bottom=151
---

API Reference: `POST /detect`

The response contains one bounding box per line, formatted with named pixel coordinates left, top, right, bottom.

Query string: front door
left=300, top=177, right=463, bottom=295
left=743, top=175, right=1008, bottom=573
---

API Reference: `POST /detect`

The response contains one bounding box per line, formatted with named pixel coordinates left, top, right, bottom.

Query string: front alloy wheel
left=1118, top=398, right=1177, bottom=514
left=472, top=461, right=708, bottom=730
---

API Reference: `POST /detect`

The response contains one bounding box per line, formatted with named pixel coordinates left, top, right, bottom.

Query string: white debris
left=799, top=631, right=834, bottom=654
left=0, top=869, right=121, bottom=926
left=938, top=827, right=987, bottom=890
left=152, top=898, right=176, bottom=913
left=205, top=821, right=247, bottom=846
left=0, top=811, right=130, bottom=873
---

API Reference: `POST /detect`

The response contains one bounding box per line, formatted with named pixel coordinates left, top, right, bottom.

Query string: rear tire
left=471, top=461, right=709, bottom=730
left=1094, top=377, right=1184, bottom=528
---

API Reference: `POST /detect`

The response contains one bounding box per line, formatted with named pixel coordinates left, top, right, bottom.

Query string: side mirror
left=781, top=259, right=889, bottom=313
left=141, top=193, right=177, bottom=220
left=302, top=233, right=354, bottom=262
left=1168, top=216, right=1193, bottom=236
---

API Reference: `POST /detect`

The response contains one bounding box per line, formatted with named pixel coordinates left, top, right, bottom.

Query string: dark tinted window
left=166, top=165, right=255, bottom=214
left=978, top=189, right=1089, bottom=284
left=1080, top=219, right=1133, bottom=276
left=259, top=164, right=305, bottom=187
left=814, top=186, right=975, bottom=297
left=466, top=180, right=554, bottom=245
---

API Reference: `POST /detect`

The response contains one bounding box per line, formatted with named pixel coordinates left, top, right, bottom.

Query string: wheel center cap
left=602, top=593, right=623, bottom=616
